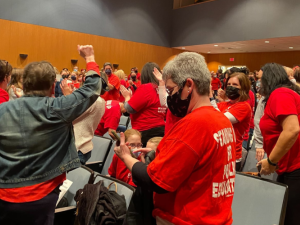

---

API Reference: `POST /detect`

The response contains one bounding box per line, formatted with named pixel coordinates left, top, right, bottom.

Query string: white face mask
left=131, top=148, right=140, bottom=158
left=291, top=78, right=296, bottom=84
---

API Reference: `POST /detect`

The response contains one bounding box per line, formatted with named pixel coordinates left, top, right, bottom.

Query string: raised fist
left=77, top=45, right=95, bottom=63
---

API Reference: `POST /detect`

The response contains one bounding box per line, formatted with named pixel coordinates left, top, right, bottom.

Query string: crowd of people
left=0, top=45, right=299, bottom=225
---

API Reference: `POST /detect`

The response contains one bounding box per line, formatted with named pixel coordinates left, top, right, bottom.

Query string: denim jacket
left=0, top=63, right=102, bottom=188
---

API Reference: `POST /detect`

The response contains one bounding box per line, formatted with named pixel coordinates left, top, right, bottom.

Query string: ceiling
left=175, top=36, right=300, bottom=54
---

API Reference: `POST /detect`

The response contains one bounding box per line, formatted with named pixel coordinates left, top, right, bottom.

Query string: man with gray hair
left=114, top=52, right=236, bottom=225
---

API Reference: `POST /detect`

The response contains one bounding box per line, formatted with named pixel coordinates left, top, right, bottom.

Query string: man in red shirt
left=101, top=62, right=120, bottom=101
left=0, top=60, right=12, bottom=104
left=95, top=100, right=126, bottom=139
left=211, top=73, right=222, bottom=98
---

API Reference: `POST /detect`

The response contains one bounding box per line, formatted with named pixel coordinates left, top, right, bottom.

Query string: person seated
left=108, top=129, right=142, bottom=187
left=0, top=60, right=12, bottom=104
left=7, top=68, right=24, bottom=101
left=0, top=45, right=103, bottom=225
left=95, top=100, right=127, bottom=139
left=135, top=137, right=163, bottom=164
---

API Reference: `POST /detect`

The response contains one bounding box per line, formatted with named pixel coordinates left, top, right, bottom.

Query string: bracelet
left=267, top=157, right=277, bottom=166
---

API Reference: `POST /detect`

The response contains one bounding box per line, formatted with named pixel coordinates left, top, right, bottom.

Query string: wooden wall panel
left=0, top=19, right=184, bottom=74
left=207, top=51, right=300, bottom=72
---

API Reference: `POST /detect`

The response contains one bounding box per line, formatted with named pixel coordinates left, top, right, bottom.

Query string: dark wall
left=0, top=0, right=173, bottom=47
left=172, top=0, right=300, bottom=47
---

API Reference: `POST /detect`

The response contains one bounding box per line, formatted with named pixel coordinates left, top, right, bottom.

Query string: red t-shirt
left=95, top=100, right=121, bottom=136
left=148, top=106, right=236, bottom=225
left=260, top=88, right=300, bottom=175
left=244, top=90, right=255, bottom=141
left=211, top=78, right=222, bottom=90
left=68, top=82, right=80, bottom=89
left=218, top=101, right=251, bottom=159
left=108, top=154, right=136, bottom=187
left=127, top=72, right=141, bottom=80
left=101, top=74, right=120, bottom=101
left=126, top=80, right=141, bottom=95
left=128, top=83, right=165, bottom=131
left=0, top=88, right=9, bottom=104
left=0, top=173, right=66, bottom=203
left=165, top=109, right=182, bottom=134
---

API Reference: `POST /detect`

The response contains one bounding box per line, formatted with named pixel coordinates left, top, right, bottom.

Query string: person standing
left=211, top=72, right=222, bottom=98
left=101, top=62, right=120, bottom=101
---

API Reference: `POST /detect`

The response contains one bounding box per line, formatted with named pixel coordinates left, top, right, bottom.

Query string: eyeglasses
left=129, top=143, right=143, bottom=148
left=166, top=85, right=178, bottom=95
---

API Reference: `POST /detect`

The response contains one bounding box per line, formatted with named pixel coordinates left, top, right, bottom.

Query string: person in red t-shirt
left=68, top=71, right=81, bottom=90
left=108, top=129, right=143, bottom=187
left=95, top=100, right=126, bottom=139
left=101, top=62, right=120, bottom=101
left=120, top=62, right=165, bottom=146
left=242, top=90, right=255, bottom=150
left=128, top=67, right=141, bottom=81
left=126, top=71, right=141, bottom=95
left=115, top=52, right=235, bottom=225
left=258, top=63, right=300, bottom=225
left=115, top=70, right=127, bottom=102
left=0, top=60, right=12, bottom=104
left=216, top=72, right=251, bottom=171
left=211, top=72, right=222, bottom=98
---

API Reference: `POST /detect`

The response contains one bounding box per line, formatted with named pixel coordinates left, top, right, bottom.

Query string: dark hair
left=261, top=63, right=300, bottom=103
left=0, top=60, right=13, bottom=82
left=226, top=72, right=250, bottom=102
left=7, top=68, right=24, bottom=91
left=23, top=61, right=56, bottom=96
left=229, top=67, right=240, bottom=75
left=103, top=62, right=112, bottom=69
left=141, top=62, right=160, bottom=85
left=294, top=68, right=300, bottom=83
left=239, top=67, right=250, bottom=76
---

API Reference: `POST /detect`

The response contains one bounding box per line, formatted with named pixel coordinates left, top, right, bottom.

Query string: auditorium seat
left=101, top=141, right=117, bottom=175
left=232, top=172, right=288, bottom=225
left=242, top=141, right=278, bottom=181
left=93, top=173, right=135, bottom=209
left=85, top=135, right=113, bottom=173
left=119, top=115, right=131, bottom=128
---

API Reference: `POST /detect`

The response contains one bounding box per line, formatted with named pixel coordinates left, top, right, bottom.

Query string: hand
left=256, top=148, right=265, bottom=162
left=108, top=129, right=117, bottom=141
left=11, top=85, right=23, bottom=98
left=114, top=132, right=132, bottom=161
left=120, top=85, right=131, bottom=101
left=60, top=79, right=73, bottom=96
left=133, top=148, right=153, bottom=163
left=128, top=80, right=133, bottom=86
left=153, top=67, right=163, bottom=82
left=257, top=159, right=277, bottom=175
left=77, top=45, right=95, bottom=63
left=218, top=88, right=226, bottom=100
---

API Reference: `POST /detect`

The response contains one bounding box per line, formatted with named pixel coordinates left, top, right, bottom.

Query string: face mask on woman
left=291, top=78, right=296, bottom=84
left=71, top=76, right=76, bottom=81
left=131, top=76, right=137, bottom=81
left=226, top=86, right=240, bottom=100
left=167, top=84, right=192, bottom=117
left=105, top=69, right=112, bottom=75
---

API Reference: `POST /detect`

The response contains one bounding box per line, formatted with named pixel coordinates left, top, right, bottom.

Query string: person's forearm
left=122, top=154, right=139, bottom=172
left=108, top=83, right=114, bottom=90
left=269, top=129, right=299, bottom=163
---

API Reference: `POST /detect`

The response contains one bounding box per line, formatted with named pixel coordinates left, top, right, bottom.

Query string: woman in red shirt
left=216, top=72, right=252, bottom=171
left=258, top=63, right=300, bottom=225
left=69, top=71, right=81, bottom=89
left=121, top=62, right=165, bottom=147
left=0, top=60, right=12, bottom=104
left=126, top=71, right=141, bottom=94
left=101, top=62, right=120, bottom=101
left=115, top=70, right=127, bottom=102
left=115, top=52, right=235, bottom=225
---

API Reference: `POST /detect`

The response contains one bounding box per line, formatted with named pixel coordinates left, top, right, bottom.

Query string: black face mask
left=62, top=75, right=68, bottom=79
left=131, top=76, right=137, bottom=81
left=226, top=86, right=240, bottom=100
left=167, top=86, right=192, bottom=118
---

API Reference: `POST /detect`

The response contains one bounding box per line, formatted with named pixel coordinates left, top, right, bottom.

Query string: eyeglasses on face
left=129, top=143, right=143, bottom=148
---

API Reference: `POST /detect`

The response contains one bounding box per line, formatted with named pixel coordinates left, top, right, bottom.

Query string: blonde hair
left=148, top=137, right=163, bottom=146
left=71, top=71, right=79, bottom=77
left=115, top=70, right=126, bottom=80
left=124, top=129, right=141, bottom=142
left=7, top=68, right=23, bottom=91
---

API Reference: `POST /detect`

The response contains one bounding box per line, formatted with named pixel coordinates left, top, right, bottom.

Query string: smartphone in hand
left=111, top=130, right=120, bottom=146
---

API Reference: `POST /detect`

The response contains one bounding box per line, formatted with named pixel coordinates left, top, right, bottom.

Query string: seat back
left=119, top=115, right=130, bottom=128
left=232, top=173, right=288, bottom=225
left=101, top=141, right=117, bottom=175
left=65, top=166, right=94, bottom=206
left=86, top=136, right=112, bottom=170
left=93, top=173, right=135, bottom=209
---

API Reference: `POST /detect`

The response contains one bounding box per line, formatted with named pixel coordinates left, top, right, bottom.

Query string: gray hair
left=162, top=52, right=211, bottom=95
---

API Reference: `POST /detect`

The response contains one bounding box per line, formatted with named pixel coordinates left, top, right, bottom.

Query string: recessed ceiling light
left=289, top=47, right=294, bottom=49
left=182, top=47, right=185, bottom=49
left=207, top=52, right=211, bottom=53
left=265, top=41, right=269, bottom=43
left=214, top=45, right=218, bottom=47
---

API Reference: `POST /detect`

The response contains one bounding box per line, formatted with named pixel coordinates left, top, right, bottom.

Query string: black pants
left=141, top=126, right=165, bottom=147
left=236, top=161, right=242, bottom=172
left=277, top=168, right=300, bottom=225
left=0, top=191, right=59, bottom=225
